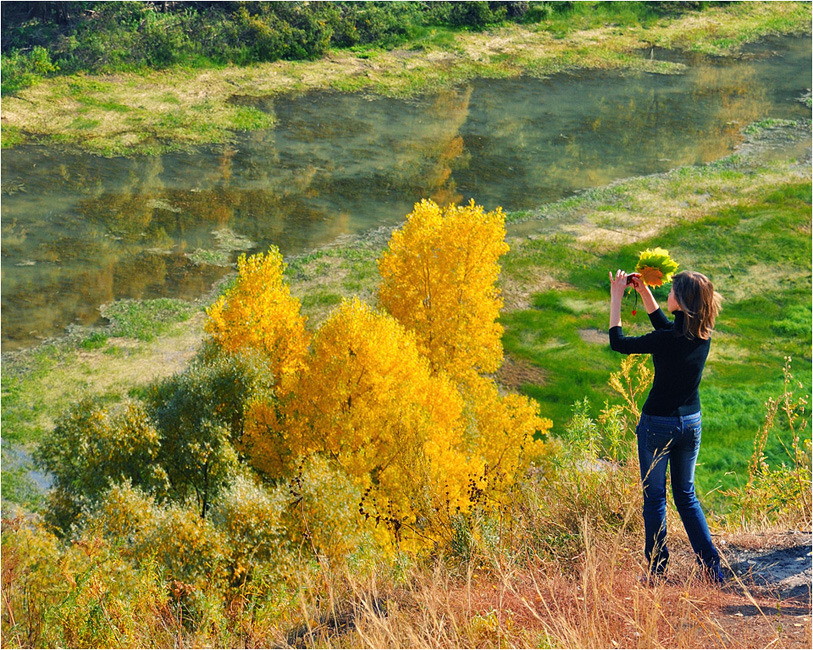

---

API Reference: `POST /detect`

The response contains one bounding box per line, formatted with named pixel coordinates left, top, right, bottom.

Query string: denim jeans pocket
left=645, top=421, right=678, bottom=454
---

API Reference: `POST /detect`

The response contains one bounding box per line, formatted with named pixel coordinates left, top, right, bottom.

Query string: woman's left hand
left=609, top=269, right=630, bottom=301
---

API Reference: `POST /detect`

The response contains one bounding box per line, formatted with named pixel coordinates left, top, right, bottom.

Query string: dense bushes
left=1, top=1, right=721, bottom=95
left=0, top=1, right=513, bottom=93
left=34, top=198, right=551, bottom=564
left=15, top=199, right=559, bottom=644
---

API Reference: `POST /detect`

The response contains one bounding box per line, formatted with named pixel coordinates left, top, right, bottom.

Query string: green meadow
left=501, top=172, right=811, bottom=504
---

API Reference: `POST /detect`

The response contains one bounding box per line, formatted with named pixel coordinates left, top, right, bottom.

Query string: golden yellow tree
left=378, top=199, right=551, bottom=510
left=205, top=248, right=309, bottom=385
left=460, top=374, right=551, bottom=494
left=206, top=205, right=552, bottom=550
left=378, top=199, right=509, bottom=381
left=243, top=298, right=477, bottom=542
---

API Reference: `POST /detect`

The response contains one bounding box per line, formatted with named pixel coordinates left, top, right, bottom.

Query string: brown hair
left=671, top=271, right=721, bottom=340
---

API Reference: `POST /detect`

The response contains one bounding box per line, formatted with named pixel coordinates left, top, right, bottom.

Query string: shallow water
left=1, top=36, right=810, bottom=350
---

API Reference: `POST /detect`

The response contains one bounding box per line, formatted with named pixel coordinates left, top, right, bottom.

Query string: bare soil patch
left=501, top=267, right=574, bottom=311
left=714, top=530, right=812, bottom=648
left=494, top=355, right=549, bottom=390
left=577, top=328, right=608, bottom=345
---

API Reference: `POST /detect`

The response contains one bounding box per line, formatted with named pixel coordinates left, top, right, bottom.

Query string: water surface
left=2, top=36, right=810, bottom=350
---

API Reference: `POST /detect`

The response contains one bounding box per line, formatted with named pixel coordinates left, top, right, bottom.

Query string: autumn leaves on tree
left=205, top=199, right=552, bottom=548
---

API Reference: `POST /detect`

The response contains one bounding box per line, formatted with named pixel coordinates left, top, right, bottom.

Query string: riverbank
left=1, top=1, right=809, bottom=157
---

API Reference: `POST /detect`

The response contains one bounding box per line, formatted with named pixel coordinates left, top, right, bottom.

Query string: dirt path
left=713, top=530, right=812, bottom=647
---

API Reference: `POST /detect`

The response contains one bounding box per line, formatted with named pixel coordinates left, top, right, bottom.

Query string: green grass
left=1, top=345, right=64, bottom=445
left=0, top=463, right=44, bottom=510
left=540, top=0, right=664, bottom=37
left=100, top=298, right=199, bottom=341
left=186, top=248, right=231, bottom=267
left=502, top=181, right=812, bottom=506
left=301, top=291, right=343, bottom=310
left=0, top=123, right=25, bottom=148
left=79, top=332, right=109, bottom=350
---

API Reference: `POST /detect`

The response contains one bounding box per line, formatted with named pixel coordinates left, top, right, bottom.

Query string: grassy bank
left=1, top=1, right=809, bottom=156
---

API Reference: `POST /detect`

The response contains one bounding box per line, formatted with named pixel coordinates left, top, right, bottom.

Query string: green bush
left=145, top=351, right=275, bottom=516
left=283, top=455, right=383, bottom=564
left=209, top=474, right=296, bottom=589
left=0, top=0, right=736, bottom=87
left=35, top=350, right=275, bottom=533
left=141, top=500, right=229, bottom=590
left=1, top=45, right=59, bottom=95
left=34, top=399, right=164, bottom=534
left=448, top=2, right=508, bottom=29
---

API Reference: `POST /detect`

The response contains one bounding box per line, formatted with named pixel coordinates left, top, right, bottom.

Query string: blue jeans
left=636, top=412, right=721, bottom=577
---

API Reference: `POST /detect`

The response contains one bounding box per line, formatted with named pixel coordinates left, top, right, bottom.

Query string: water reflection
left=1, top=36, right=809, bottom=350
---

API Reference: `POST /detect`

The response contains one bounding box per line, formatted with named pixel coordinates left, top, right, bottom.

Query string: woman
left=608, top=269, right=724, bottom=583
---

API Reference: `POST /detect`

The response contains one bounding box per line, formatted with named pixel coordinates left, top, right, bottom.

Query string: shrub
left=283, top=455, right=384, bottom=562
left=448, top=1, right=508, bottom=29
left=79, top=480, right=157, bottom=546
left=36, top=351, right=273, bottom=532
left=34, top=399, right=164, bottom=534
left=1, top=513, right=172, bottom=649
left=1, top=517, right=61, bottom=647
left=208, top=473, right=295, bottom=589
left=134, top=7, right=193, bottom=68
left=139, top=501, right=229, bottom=591
left=146, top=352, right=273, bottom=516
left=1, top=45, right=59, bottom=95
left=724, top=358, right=812, bottom=529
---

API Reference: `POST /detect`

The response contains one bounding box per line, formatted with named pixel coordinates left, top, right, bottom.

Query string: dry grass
left=255, top=523, right=810, bottom=649
left=2, top=314, right=205, bottom=439
left=74, top=313, right=205, bottom=390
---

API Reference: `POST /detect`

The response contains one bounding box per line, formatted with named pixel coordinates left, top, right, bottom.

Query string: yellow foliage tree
left=459, top=374, right=552, bottom=495
left=244, top=298, right=477, bottom=543
left=378, top=199, right=509, bottom=380
left=205, top=248, right=309, bottom=387
left=205, top=201, right=552, bottom=550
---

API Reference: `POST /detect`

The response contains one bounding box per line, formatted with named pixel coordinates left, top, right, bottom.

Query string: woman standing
left=608, top=269, right=725, bottom=583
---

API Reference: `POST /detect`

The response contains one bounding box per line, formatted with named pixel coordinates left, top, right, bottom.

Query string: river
left=1, top=35, right=810, bottom=351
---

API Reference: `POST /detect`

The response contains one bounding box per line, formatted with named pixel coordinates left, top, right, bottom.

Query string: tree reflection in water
left=1, top=36, right=809, bottom=350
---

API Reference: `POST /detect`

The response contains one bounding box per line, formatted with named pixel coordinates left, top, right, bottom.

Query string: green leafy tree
left=35, top=399, right=163, bottom=534
left=146, top=351, right=273, bottom=516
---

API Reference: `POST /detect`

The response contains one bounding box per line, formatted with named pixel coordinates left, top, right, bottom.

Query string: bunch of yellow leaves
left=635, top=247, right=679, bottom=286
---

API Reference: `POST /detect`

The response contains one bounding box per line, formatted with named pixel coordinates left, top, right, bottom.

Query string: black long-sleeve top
left=609, top=308, right=710, bottom=417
